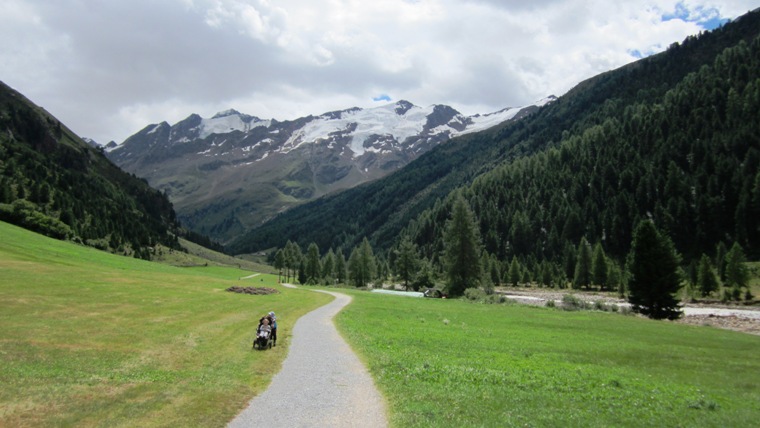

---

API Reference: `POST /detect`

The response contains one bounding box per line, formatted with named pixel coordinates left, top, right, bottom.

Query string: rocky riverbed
left=496, top=287, right=760, bottom=336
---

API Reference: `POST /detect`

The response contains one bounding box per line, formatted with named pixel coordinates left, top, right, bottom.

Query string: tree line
left=274, top=190, right=752, bottom=320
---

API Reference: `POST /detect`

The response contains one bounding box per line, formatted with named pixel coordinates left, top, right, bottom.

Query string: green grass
left=335, top=290, right=760, bottom=427
left=0, top=221, right=331, bottom=427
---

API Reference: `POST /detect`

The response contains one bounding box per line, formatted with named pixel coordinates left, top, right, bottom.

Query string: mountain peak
left=394, top=100, right=415, bottom=115
left=212, top=109, right=241, bottom=119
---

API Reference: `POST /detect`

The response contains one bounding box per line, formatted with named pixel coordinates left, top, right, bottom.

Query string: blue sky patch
left=373, top=94, right=392, bottom=102
left=661, top=2, right=729, bottom=31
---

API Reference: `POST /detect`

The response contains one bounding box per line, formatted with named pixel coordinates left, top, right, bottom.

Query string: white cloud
left=0, top=0, right=754, bottom=144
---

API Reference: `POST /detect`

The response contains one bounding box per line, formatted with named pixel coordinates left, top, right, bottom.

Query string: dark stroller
left=253, top=325, right=273, bottom=350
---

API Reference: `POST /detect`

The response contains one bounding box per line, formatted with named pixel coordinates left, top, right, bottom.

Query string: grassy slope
left=336, top=290, right=760, bottom=427
left=0, top=221, right=330, bottom=427
left=151, top=237, right=276, bottom=274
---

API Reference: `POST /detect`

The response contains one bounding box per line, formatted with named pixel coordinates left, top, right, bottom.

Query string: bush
left=561, top=294, right=590, bottom=311
left=487, top=294, right=510, bottom=304
left=464, top=288, right=486, bottom=301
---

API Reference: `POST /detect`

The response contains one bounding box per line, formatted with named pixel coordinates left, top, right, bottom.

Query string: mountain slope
left=107, top=99, right=548, bottom=243
left=0, top=81, right=181, bottom=257
left=228, top=9, right=760, bottom=259
left=406, top=32, right=760, bottom=268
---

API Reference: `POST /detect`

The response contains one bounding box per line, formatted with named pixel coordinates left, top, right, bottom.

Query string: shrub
left=487, top=294, right=510, bottom=304
left=464, top=288, right=486, bottom=301
left=561, top=294, right=590, bottom=311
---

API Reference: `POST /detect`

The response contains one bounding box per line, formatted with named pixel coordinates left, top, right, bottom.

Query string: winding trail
left=228, top=288, right=388, bottom=428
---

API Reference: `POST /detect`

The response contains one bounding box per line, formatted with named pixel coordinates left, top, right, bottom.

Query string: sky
left=0, top=0, right=755, bottom=144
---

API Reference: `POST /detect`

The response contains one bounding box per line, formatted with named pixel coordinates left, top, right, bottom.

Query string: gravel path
left=228, top=289, right=388, bottom=428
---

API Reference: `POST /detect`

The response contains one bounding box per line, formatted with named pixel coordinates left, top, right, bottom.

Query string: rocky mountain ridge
left=107, top=98, right=553, bottom=243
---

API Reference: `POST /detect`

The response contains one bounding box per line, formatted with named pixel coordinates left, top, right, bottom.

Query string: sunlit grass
left=336, top=289, right=760, bottom=427
left=0, top=221, right=331, bottom=427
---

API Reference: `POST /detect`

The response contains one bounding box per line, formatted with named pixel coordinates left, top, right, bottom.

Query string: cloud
left=0, top=0, right=753, bottom=144
left=661, top=2, right=730, bottom=30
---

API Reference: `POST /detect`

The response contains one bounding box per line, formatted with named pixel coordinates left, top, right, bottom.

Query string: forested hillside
left=0, top=82, right=181, bottom=258
left=229, top=9, right=760, bottom=261
left=407, top=33, right=760, bottom=268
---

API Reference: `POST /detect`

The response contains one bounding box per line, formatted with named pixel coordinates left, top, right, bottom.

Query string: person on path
left=268, top=311, right=278, bottom=346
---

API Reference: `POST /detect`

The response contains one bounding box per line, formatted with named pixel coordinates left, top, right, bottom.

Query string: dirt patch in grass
left=225, top=286, right=279, bottom=295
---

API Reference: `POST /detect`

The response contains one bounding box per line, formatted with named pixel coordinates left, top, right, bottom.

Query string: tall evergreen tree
left=573, top=237, right=592, bottom=289
left=442, top=194, right=482, bottom=296
left=305, top=242, right=321, bottom=285
left=607, top=261, right=623, bottom=295
left=297, top=260, right=307, bottom=285
left=335, top=250, right=348, bottom=284
left=591, top=243, right=609, bottom=290
left=322, top=248, right=335, bottom=285
left=413, top=258, right=436, bottom=291
left=284, top=240, right=302, bottom=283
left=490, top=257, right=503, bottom=287
left=696, top=254, right=719, bottom=297
left=274, top=249, right=286, bottom=282
left=627, top=220, right=682, bottom=320
left=395, top=237, right=419, bottom=290
left=715, top=241, right=728, bottom=281
left=508, top=257, right=521, bottom=287
left=724, top=242, right=749, bottom=290
left=348, top=238, right=376, bottom=288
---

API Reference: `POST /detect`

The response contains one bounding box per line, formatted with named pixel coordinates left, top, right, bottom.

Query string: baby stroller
left=253, top=327, right=273, bottom=350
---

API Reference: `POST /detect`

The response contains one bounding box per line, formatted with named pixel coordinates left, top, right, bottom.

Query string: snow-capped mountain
left=107, top=98, right=554, bottom=243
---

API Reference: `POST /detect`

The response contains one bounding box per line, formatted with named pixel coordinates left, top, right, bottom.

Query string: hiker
left=268, top=311, right=278, bottom=346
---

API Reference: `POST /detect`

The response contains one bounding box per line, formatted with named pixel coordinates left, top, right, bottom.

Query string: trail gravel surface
left=228, top=289, right=387, bottom=428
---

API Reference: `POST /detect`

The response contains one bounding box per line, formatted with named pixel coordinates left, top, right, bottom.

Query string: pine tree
left=284, top=241, right=302, bottom=283
left=724, top=242, right=749, bottom=291
left=627, top=220, right=682, bottom=320
left=490, top=258, right=502, bottom=287
left=335, top=250, right=348, bottom=284
left=540, top=261, right=553, bottom=287
left=348, top=238, right=376, bottom=288
left=442, top=195, right=482, bottom=296
left=508, top=257, right=521, bottom=287
left=413, top=258, right=436, bottom=291
left=297, top=260, right=307, bottom=285
left=395, top=237, right=419, bottom=290
left=322, top=249, right=335, bottom=285
left=607, top=261, right=622, bottom=295
left=696, top=254, right=719, bottom=297
left=305, top=242, right=321, bottom=285
left=573, top=237, right=592, bottom=289
left=591, top=243, right=609, bottom=290
left=274, top=249, right=286, bottom=282
left=715, top=241, right=728, bottom=281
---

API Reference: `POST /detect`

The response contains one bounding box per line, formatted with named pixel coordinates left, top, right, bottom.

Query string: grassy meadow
left=0, top=221, right=331, bottom=427
left=336, top=290, right=760, bottom=427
